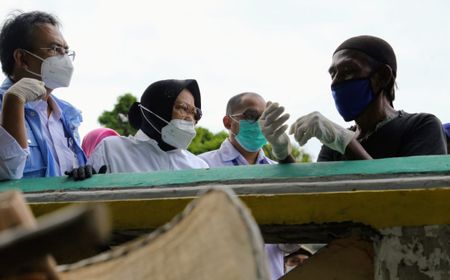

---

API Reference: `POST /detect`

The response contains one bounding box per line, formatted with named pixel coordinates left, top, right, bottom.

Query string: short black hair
left=0, top=10, right=60, bottom=76
left=226, top=92, right=263, bottom=115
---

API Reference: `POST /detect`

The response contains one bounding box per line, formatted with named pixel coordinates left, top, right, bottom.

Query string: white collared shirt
left=0, top=127, right=29, bottom=179
left=199, top=138, right=275, bottom=167
left=88, top=130, right=208, bottom=173
left=28, top=97, right=76, bottom=175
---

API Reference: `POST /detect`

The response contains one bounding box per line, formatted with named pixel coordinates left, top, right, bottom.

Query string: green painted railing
left=0, top=155, right=449, bottom=193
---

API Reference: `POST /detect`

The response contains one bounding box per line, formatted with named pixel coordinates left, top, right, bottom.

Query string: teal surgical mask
left=234, top=120, right=267, bottom=152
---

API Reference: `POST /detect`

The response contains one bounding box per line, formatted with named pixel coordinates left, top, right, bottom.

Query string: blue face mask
left=234, top=120, right=267, bottom=152
left=331, top=78, right=375, bottom=122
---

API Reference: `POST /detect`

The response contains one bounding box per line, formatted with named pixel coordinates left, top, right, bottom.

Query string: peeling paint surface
left=375, top=225, right=450, bottom=280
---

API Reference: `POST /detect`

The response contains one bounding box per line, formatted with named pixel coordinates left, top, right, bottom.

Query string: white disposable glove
left=289, top=111, right=355, bottom=155
left=4, top=78, right=46, bottom=103
left=259, top=101, right=292, bottom=160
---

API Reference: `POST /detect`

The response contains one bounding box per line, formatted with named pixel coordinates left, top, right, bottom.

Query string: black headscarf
left=334, top=35, right=397, bottom=77
left=128, top=79, right=201, bottom=151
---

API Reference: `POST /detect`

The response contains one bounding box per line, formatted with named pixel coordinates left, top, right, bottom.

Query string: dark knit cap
left=128, top=79, right=201, bottom=131
left=334, top=35, right=397, bottom=77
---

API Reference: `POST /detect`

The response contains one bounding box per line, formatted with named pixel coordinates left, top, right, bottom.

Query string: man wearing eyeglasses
left=199, top=92, right=295, bottom=280
left=0, top=11, right=85, bottom=180
left=200, top=92, right=294, bottom=167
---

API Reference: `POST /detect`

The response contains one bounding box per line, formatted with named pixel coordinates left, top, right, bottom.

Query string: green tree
left=98, top=93, right=138, bottom=136
left=188, top=127, right=228, bottom=155
left=262, top=144, right=312, bottom=163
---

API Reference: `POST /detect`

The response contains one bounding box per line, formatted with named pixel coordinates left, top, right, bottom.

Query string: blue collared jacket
left=0, top=78, right=86, bottom=178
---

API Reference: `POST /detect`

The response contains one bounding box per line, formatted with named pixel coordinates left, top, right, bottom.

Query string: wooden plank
left=0, top=203, right=110, bottom=266
left=2, top=155, right=449, bottom=243
left=59, top=188, right=270, bottom=280
left=25, top=174, right=450, bottom=202
left=0, top=191, right=59, bottom=279
left=25, top=186, right=450, bottom=243
left=0, top=155, right=449, bottom=193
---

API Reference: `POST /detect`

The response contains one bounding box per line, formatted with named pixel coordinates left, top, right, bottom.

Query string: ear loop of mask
left=22, top=49, right=44, bottom=77
left=227, top=115, right=239, bottom=139
left=138, top=104, right=170, bottom=134
left=374, top=64, right=395, bottom=104
left=368, top=65, right=392, bottom=96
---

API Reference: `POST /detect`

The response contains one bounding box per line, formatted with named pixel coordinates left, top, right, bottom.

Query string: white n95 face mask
left=139, top=104, right=197, bottom=150
left=161, top=119, right=197, bottom=150
left=24, top=50, right=74, bottom=89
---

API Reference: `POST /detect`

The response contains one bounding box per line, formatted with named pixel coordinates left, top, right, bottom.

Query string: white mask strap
left=23, top=49, right=44, bottom=62
left=138, top=104, right=169, bottom=124
left=139, top=104, right=169, bottom=134
left=22, top=49, right=44, bottom=77
left=24, top=68, right=41, bottom=78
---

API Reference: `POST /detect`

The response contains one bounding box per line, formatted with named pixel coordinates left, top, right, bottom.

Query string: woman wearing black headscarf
left=88, top=79, right=208, bottom=173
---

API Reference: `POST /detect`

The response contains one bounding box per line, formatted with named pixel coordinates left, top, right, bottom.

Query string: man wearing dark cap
left=282, top=35, right=447, bottom=279
left=290, top=35, right=447, bottom=160
left=88, top=79, right=208, bottom=173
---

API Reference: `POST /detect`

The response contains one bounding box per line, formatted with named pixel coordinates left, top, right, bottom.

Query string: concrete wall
left=375, top=225, right=450, bottom=280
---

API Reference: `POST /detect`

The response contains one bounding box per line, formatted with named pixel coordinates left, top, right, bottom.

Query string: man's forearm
left=344, top=139, right=372, bottom=160
left=1, top=94, right=28, bottom=148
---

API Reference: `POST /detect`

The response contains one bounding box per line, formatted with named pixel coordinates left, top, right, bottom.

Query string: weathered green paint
left=0, top=155, right=449, bottom=193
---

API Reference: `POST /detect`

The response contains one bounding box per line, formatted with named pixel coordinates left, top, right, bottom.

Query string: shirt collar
left=133, top=129, right=162, bottom=147
left=358, top=110, right=401, bottom=142
left=27, top=95, right=62, bottom=120
left=133, top=129, right=183, bottom=154
left=134, top=129, right=152, bottom=141
left=219, top=138, right=268, bottom=163
left=1, top=78, right=62, bottom=119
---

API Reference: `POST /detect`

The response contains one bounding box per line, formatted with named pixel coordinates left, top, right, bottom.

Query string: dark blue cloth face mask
left=331, top=78, right=375, bottom=121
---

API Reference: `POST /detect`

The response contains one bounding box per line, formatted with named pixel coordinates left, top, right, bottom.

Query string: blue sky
left=1, top=0, right=449, bottom=159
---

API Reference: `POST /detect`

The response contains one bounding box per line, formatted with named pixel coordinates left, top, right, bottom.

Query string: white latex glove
left=289, top=111, right=355, bottom=155
left=4, top=78, right=46, bottom=103
left=259, top=101, right=292, bottom=160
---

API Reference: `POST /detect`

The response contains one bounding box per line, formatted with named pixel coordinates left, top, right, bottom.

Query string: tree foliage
left=188, top=127, right=228, bottom=155
left=262, top=144, right=312, bottom=163
left=98, top=93, right=138, bottom=136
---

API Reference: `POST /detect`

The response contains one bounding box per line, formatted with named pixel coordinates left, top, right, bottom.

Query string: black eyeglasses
left=230, top=109, right=261, bottom=123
